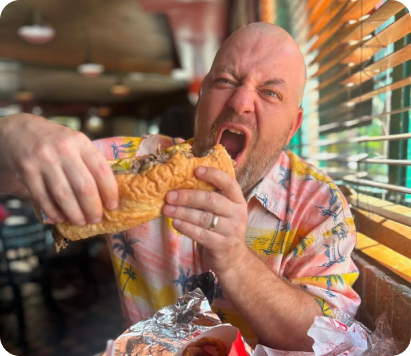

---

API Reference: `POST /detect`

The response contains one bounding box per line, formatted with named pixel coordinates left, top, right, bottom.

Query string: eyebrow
left=263, top=78, right=287, bottom=88
left=214, top=66, right=287, bottom=88
left=214, top=66, right=236, bottom=76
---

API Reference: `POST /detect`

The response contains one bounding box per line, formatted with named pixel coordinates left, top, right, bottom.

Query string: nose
left=227, top=86, right=255, bottom=115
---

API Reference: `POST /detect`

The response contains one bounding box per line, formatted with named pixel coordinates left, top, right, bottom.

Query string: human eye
left=262, top=89, right=279, bottom=98
left=215, top=78, right=234, bottom=85
left=259, top=88, right=282, bottom=102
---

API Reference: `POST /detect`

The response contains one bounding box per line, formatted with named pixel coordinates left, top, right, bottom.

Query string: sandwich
left=52, top=143, right=235, bottom=250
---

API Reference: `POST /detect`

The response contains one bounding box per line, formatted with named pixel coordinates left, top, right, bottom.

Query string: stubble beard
left=193, top=111, right=290, bottom=194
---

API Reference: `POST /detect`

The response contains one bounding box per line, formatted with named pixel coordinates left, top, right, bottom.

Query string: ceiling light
left=15, top=89, right=33, bottom=102
left=77, top=28, right=105, bottom=78
left=148, top=123, right=160, bottom=135
left=111, top=74, right=130, bottom=96
left=77, top=63, right=105, bottom=78
left=348, top=40, right=359, bottom=46
left=346, top=82, right=355, bottom=87
left=348, top=62, right=356, bottom=67
left=85, top=108, right=104, bottom=134
left=18, top=10, right=55, bottom=45
left=32, top=106, right=43, bottom=116
left=97, top=106, right=111, bottom=117
left=345, top=101, right=356, bottom=107
left=348, top=20, right=357, bottom=25
left=18, top=24, right=55, bottom=45
left=362, top=34, right=373, bottom=41
left=111, top=84, right=130, bottom=96
left=85, top=115, right=104, bottom=134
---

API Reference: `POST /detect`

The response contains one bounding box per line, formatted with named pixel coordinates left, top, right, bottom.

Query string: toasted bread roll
left=53, top=144, right=234, bottom=248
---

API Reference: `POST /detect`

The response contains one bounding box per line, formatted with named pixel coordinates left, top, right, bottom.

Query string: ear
left=286, top=108, right=303, bottom=145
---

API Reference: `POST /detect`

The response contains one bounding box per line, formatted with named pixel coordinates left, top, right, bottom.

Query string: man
left=0, top=23, right=360, bottom=351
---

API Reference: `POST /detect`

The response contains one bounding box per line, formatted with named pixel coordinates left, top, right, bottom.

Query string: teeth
left=228, top=128, right=244, bottom=135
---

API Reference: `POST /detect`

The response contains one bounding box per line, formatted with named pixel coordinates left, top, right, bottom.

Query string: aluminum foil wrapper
left=104, top=288, right=222, bottom=356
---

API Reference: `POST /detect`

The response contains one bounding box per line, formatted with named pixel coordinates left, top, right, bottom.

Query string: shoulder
left=284, top=150, right=353, bottom=223
left=285, top=150, right=333, bottom=184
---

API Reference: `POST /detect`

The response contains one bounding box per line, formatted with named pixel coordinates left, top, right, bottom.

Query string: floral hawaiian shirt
left=93, top=134, right=361, bottom=347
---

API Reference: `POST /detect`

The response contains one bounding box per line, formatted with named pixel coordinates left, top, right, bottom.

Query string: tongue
left=220, top=130, right=245, bottom=159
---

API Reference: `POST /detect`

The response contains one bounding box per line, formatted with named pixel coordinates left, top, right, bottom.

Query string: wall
left=352, top=251, right=411, bottom=353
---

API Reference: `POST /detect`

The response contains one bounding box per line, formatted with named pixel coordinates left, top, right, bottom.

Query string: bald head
left=194, top=23, right=306, bottom=192
left=211, top=23, right=306, bottom=107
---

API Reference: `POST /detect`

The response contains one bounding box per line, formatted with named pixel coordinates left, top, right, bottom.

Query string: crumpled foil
left=105, top=288, right=222, bottom=356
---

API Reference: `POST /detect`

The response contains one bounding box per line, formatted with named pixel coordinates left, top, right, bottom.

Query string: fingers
left=59, top=147, right=119, bottom=224
left=82, top=150, right=119, bottom=211
left=62, top=156, right=105, bottom=224
left=165, top=189, right=230, bottom=217
left=43, top=164, right=88, bottom=226
left=164, top=167, right=246, bottom=221
left=163, top=167, right=249, bottom=273
left=20, top=150, right=115, bottom=226
left=195, top=167, right=244, bottom=204
left=171, top=217, right=220, bottom=249
left=20, top=167, right=65, bottom=224
left=163, top=204, right=229, bottom=235
left=5, top=118, right=118, bottom=226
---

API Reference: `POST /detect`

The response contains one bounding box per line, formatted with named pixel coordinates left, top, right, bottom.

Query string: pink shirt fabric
left=93, top=135, right=360, bottom=346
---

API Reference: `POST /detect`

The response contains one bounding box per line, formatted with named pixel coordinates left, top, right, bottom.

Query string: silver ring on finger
left=209, top=214, right=219, bottom=231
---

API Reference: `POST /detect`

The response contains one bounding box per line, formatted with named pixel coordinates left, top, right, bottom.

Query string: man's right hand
left=0, top=114, right=119, bottom=226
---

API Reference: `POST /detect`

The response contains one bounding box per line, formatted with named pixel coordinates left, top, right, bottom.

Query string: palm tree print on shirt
left=315, top=297, right=333, bottom=315
left=310, top=274, right=344, bottom=299
left=278, top=221, right=292, bottom=254
left=303, top=174, right=314, bottom=181
left=262, top=220, right=291, bottom=255
left=255, top=193, right=270, bottom=214
left=173, top=265, right=197, bottom=294
left=111, top=140, right=138, bottom=159
left=279, top=166, right=291, bottom=190
left=315, top=186, right=342, bottom=223
left=292, top=234, right=307, bottom=259
left=122, top=266, right=137, bottom=295
left=112, top=232, right=139, bottom=282
left=321, top=223, right=348, bottom=267
left=262, top=219, right=281, bottom=255
left=323, top=274, right=344, bottom=298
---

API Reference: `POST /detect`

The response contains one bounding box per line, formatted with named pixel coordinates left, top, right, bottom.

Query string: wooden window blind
left=287, top=0, right=411, bottom=204
left=285, top=0, right=411, bottom=280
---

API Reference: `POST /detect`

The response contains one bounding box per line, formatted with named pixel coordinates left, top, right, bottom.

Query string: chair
left=0, top=221, right=65, bottom=350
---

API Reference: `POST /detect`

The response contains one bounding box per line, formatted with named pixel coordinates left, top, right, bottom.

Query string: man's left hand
left=162, top=166, right=249, bottom=273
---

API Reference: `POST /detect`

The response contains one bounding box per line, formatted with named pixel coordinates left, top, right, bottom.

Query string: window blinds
left=288, top=0, right=411, bottom=208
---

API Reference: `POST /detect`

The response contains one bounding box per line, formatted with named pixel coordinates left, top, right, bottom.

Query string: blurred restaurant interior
left=0, top=0, right=410, bottom=355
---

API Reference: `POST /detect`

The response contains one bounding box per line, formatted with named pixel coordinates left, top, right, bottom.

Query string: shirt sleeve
left=282, top=189, right=361, bottom=317
left=92, top=136, right=143, bottom=160
left=92, top=135, right=176, bottom=160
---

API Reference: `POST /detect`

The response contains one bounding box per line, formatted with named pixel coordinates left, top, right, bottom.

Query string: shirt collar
left=245, top=150, right=291, bottom=221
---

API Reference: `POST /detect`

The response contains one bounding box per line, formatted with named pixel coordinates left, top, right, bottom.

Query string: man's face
left=193, top=28, right=304, bottom=193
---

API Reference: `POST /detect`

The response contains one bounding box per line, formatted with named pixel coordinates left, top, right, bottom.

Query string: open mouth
left=218, top=127, right=247, bottom=164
